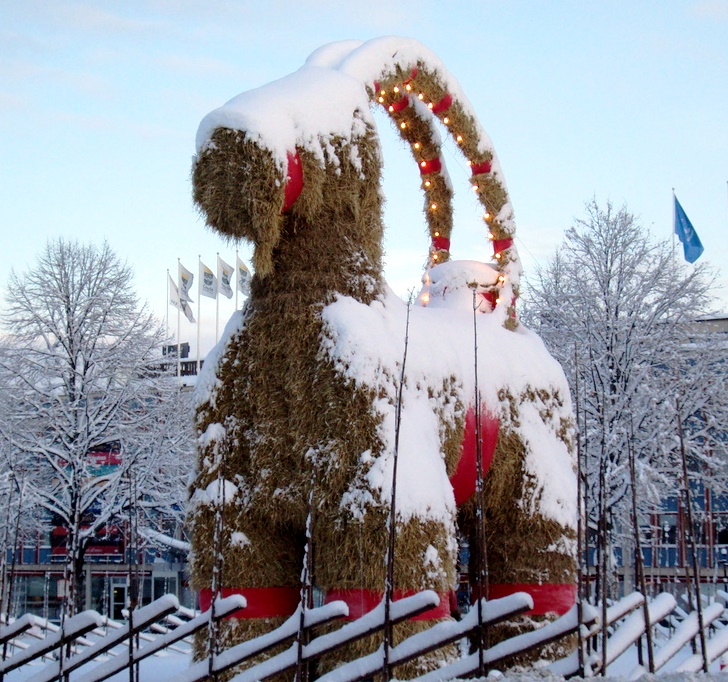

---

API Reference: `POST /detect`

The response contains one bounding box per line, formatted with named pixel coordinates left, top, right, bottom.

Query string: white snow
left=321, top=281, right=576, bottom=529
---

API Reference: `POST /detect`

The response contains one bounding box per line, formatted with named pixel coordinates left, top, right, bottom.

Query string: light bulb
left=434, top=231, right=440, bottom=237
left=456, top=135, right=463, bottom=143
left=430, top=203, right=437, bottom=210
left=487, top=231, right=494, bottom=239
left=420, top=161, right=427, bottom=167
left=421, top=292, right=430, bottom=304
left=388, top=105, right=394, bottom=113
left=393, top=86, right=400, bottom=93
left=495, top=253, right=501, bottom=259
left=400, top=122, right=407, bottom=129
left=413, top=142, right=421, bottom=150
left=428, top=102, right=434, bottom=109
left=472, top=184, right=479, bottom=192
left=432, top=253, right=439, bottom=260
left=378, top=96, right=385, bottom=103
left=424, top=180, right=431, bottom=187
left=380, top=90, right=386, bottom=96
left=484, top=212, right=491, bottom=221
left=406, top=84, right=412, bottom=91
left=443, top=117, right=450, bottom=124
left=496, top=297, right=502, bottom=304
left=418, top=93, right=425, bottom=100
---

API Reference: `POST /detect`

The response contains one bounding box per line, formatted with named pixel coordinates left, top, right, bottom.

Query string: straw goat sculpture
left=189, top=38, right=577, bottom=674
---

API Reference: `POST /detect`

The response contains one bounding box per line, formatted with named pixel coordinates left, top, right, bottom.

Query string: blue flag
left=674, top=195, right=704, bottom=263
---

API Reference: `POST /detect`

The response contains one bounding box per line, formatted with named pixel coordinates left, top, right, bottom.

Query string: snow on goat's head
left=192, top=63, right=376, bottom=277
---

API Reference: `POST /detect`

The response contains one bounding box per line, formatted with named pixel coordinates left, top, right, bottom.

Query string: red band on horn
left=419, top=157, right=442, bottom=175
left=431, top=93, right=453, bottom=114
left=492, top=237, right=513, bottom=256
left=387, top=95, right=409, bottom=113
left=470, top=160, right=492, bottom=175
left=432, top=235, right=450, bottom=251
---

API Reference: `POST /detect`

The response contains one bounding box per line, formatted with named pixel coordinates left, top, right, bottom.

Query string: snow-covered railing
left=219, top=592, right=444, bottom=682
left=314, top=592, right=535, bottom=682
left=74, top=595, right=245, bottom=682
left=415, top=601, right=599, bottom=682
left=0, top=610, right=104, bottom=675
left=174, top=599, right=351, bottom=682
left=26, top=594, right=181, bottom=682
left=0, top=614, right=38, bottom=646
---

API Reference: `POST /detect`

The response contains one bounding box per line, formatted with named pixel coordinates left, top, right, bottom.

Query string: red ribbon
left=387, top=94, right=409, bottom=113
left=470, top=160, right=492, bottom=175
left=404, top=67, right=418, bottom=84
left=492, top=237, right=513, bottom=256
left=419, top=157, right=442, bottom=175
left=479, top=583, right=577, bottom=616
left=325, top=589, right=451, bottom=621
left=431, top=93, right=453, bottom=114
left=481, top=290, right=498, bottom=309
left=282, top=151, right=303, bottom=213
left=449, top=407, right=499, bottom=505
left=198, top=587, right=300, bottom=619
left=432, top=235, right=450, bottom=251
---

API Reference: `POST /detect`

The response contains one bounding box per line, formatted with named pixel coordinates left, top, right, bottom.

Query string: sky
left=1, top=0, right=726, bottom=358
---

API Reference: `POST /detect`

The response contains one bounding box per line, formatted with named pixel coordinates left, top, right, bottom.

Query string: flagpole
left=197, top=255, right=202, bottom=376
left=216, top=252, right=220, bottom=343
left=165, top=269, right=170, bottom=342
left=177, top=258, right=182, bottom=384
left=671, top=187, right=676, bottom=262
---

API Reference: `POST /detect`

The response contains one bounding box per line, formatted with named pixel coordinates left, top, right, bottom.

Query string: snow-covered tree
left=0, top=239, right=193, bottom=614
left=523, top=199, right=726, bottom=573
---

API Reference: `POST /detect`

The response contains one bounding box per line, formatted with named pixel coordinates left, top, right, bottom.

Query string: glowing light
left=380, top=89, right=386, bottom=96
left=378, top=96, right=385, bottom=103
left=484, top=212, right=491, bottom=221
left=495, top=252, right=502, bottom=259
left=487, top=231, right=494, bottom=240
left=413, top=142, right=421, bottom=150
left=472, top=184, right=479, bottom=192
left=432, top=253, right=439, bottom=260
left=420, top=161, right=427, bottom=167
left=498, top=275, right=506, bottom=284
left=400, top=122, right=407, bottom=129
left=456, top=135, right=463, bottom=143
left=443, top=117, right=450, bottom=124
left=405, top=83, right=412, bottom=91
left=496, top=297, right=502, bottom=304
left=434, top=231, right=440, bottom=237
left=418, top=93, right=425, bottom=100
left=428, top=102, right=434, bottom=109
left=420, top=292, right=430, bottom=304
left=388, top=105, right=394, bottom=112
left=430, top=202, right=438, bottom=210
left=393, top=86, right=400, bottom=93
left=424, top=180, right=431, bottom=187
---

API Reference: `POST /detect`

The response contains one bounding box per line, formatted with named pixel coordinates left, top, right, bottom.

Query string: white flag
left=217, top=256, right=234, bottom=299
left=200, top=261, right=217, bottom=299
left=169, top=274, right=195, bottom=323
left=178, top=262, right=194, bottom=302
left=237, top=256, right=251, bottom=296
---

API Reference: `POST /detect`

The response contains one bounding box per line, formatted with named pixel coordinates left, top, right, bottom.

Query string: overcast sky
left=1, top=1, right=726, bottom=356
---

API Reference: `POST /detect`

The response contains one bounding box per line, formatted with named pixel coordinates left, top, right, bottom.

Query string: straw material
left=188, top=46, right=575, bottom=675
